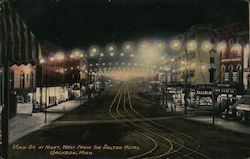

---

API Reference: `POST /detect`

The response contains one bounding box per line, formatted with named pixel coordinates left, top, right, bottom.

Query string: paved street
left=9, top=83, right=250, bottom=159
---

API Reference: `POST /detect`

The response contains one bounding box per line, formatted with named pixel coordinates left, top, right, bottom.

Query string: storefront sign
left=221, top=58, right=241, bottom=62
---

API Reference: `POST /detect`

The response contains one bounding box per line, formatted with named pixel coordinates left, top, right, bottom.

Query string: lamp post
left=88, top=46, right=100, bottom=100
left=71, top=49, right=85, bottom=105
left=38, top=58, right=48, bottom=123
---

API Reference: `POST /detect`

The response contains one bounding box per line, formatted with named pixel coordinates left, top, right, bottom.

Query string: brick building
left=216, top=23, right=249, bottom=90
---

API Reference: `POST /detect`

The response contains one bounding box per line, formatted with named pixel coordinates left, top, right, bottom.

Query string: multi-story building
left=166, top=25, right=219, bottom=85
left=10, top=64, right=36, bottom=103
left=0, top=0, right=41, bottom=116
left=35, top=41, right=88, bottom=107
left=166, top=23, right=249, bottom=89
left=216, top=23, right=249, bottom=91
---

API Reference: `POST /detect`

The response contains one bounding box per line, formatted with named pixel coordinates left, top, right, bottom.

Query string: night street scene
left=1, top=0, right=250, bottom=158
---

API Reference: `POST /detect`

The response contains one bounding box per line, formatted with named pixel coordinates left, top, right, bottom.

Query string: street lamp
left=170, top=40, right=182, bottom=51
left=186, top=40, right=197, bottom=51
left=50, top=57, right=55, bottom=62
left=89, top=45, right=100, bottom=57
left=71, top=49, right=87, bottom=104
left=216, top=41, right=227, bottom=54
left=106, top=43, right=117, bottom=53
left=201, top=65, right=206, bottom=70
left=201, top=41, right=213, bottom=52
left=38, top=58, right=48, bottom=124
left=39, top=58, right=45, bottom=64
left=122, top=42, right=133, bottom=53
left=100, top=52, right=104, bottom=57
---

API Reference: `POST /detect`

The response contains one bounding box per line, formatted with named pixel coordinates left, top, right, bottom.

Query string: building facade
left=164, top=25, right=218, bottom=85
left=216, top=23, right=249, bottom=90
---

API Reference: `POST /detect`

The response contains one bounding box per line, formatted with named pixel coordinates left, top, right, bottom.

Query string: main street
left=9, top=82, right=250, bottom=159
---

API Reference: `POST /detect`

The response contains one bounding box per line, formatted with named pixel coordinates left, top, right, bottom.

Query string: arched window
left=221, top=65, right=226, bottom=83
left=228, top=65, right=234, bottom=82
left=20, top=72, right=25, bottom=89
left=236, top=64, right=242, bottom=83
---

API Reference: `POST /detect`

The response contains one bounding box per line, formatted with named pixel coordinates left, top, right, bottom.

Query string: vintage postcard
left=1, top=0, right=250, bottom=158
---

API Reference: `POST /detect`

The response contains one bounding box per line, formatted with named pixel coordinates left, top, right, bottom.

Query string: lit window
left=20, top=72, right=25, bottom=89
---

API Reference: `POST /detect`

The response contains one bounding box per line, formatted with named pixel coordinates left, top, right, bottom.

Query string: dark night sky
left=12, top=0, right=248, bottom=50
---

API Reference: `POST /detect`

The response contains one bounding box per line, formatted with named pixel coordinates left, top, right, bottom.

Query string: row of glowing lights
left=44, top=58, right=207, bottom=74
left=170, top=40, right=243, bottom=53
left=53, top=64, right=206, bottom=75
left=50, top=64, right=160, bottom=73
left=39, top=40, right=243, bottom=64
left=53, top=67, right=160, bottom=75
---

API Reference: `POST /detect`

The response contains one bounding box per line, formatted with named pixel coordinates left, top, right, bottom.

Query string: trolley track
left=126, top=84, right=211, bottom=159
left=108, top=82, right=211, bottom=159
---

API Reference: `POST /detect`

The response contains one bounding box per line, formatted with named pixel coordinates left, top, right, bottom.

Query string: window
left=221, top=65, right=226, bottom=83
left=20, top=72, right=25, bottom=89
left=30, top=72, right=34, bottom=88
left=189, top=70, right=195, bottom=77
left=26, top=74, right=29, bottom=82
left=236, top=64, right=242, bottom=83
left=228, top=65, right=233, bottom=82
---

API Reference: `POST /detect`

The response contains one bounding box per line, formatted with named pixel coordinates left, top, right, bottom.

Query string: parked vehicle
left=234, top=95, right=250, bottom=122
left=221, top=95, right=250, bottom=122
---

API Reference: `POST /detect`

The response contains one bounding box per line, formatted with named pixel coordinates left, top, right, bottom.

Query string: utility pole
left=2, top=62, right=9, bottom=159
left=184, top=32, right=188, bottom=115
left=1, top=1, right=9, bottom=157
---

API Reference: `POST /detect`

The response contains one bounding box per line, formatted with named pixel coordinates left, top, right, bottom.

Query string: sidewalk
left=185, top=115, right=250, bottom=135
left=9, top=98, right=86, bottom=144
left=162, top=104, right=250, bottom=135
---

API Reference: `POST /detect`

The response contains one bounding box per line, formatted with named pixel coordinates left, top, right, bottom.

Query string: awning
left=0, top=0, right=41, bottom=65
